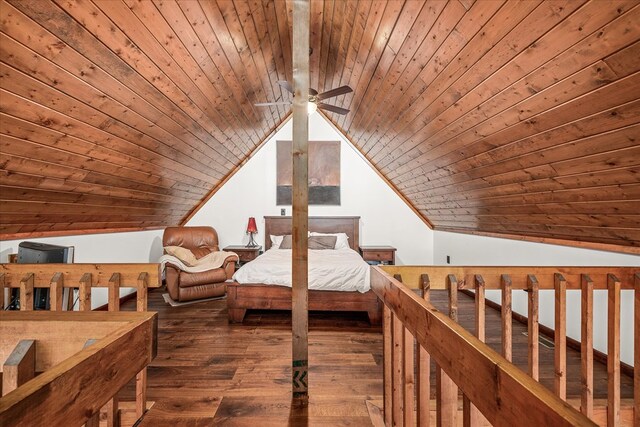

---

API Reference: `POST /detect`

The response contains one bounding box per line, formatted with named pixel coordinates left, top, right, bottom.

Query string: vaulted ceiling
left=0, top=0, right=639, bottom=251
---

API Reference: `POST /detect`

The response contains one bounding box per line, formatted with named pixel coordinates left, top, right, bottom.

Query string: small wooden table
left=359, top=245, right=396, bottom=265
left=223, top=245, right=262, bottom=266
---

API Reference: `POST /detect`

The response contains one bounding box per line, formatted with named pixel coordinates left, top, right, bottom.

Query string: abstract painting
left=276, top=140, right=340, bottom=205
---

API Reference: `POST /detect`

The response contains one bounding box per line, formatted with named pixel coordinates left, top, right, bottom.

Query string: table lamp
left=246, top=217, right=258, bottom=248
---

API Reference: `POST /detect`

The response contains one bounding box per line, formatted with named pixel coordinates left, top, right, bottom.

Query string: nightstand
left=223, top=245, right=262, bottom=266
left=359, top=245, right=396, bottom=265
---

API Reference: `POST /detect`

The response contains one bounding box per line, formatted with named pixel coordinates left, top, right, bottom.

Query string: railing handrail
left=379, top=265, right=639, bottom=289
left=0, top=263, right=161, bottom=288
left=371, top=266, right=597, bottom=426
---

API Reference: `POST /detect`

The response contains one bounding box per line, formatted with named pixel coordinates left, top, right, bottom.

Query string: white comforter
left=232, top=248, right=371, bottom=293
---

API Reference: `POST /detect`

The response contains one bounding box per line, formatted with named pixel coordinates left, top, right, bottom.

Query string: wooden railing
left=0, top=311, right=157, bottom=427
left=0, top=263, right=161, bottom=426
left=372, top=266, right=639, bottom=427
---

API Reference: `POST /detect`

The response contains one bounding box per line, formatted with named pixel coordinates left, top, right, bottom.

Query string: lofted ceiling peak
left=0, top=0, right=638, bottom=252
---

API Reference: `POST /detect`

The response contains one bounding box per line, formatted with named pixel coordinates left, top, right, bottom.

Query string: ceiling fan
left=254, top=81, right=353, bottom=115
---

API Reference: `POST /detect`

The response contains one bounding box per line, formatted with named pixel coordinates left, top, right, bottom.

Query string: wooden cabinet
left=359, top=246, right=396, bottom=265
left=223, top=246, right=262, bottom=266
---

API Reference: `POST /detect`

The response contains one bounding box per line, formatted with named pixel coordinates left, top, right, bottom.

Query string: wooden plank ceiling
left=0, top=0, right=639, bottom=250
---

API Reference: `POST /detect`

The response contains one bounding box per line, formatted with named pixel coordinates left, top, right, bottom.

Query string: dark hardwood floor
left=117, top=287, right=632, bottom=426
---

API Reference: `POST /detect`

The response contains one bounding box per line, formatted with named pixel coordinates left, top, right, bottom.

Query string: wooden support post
left=392, top=314, right=404, bottom=427
left=79, top=273, right=92, bottom=311
left=500, top=274, right=512, bottom=362
left=464, top=275, right=486, bottom=427
left=607, top=274, right=621, bottom=427
left=635, top=273, right=640, bottom=427
left=0, top=273, right=5, bottom=310
left=19, top=273, right=34, bottom=311
left=291, top=0, right=310, bottom=403
left=383, top=305, right=393, bottom=427
left=2, top=340, right=36, bottom=396
left=554, top=273, right=567, bottom=401
left=437, top=275, right=458, bottom=427
left=416, top=274, right=430, bottom=427
left=580, top=274, right=594, bottom=418
left=527, top=274, right=539, bottom=381
left=136, top=272, right=149, bottom=419
left=50, top=272, right=63, bottom=311
left=108, top=273, right=121, bottom=312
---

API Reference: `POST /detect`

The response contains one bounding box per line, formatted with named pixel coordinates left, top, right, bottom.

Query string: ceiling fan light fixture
left=307, top=101, right=318, bottom=115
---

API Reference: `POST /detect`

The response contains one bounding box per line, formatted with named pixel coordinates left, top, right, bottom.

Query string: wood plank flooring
left=116, top=288, right=632, bottom=425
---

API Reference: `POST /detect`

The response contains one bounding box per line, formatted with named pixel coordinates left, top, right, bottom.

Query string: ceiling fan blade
left=317, top=85, right=353, bottom=101
left=317, top=103, right=349, bottom=115
left=278, top=80, right=294, bottom=94
left=309, top=87, right=318, bottom=96
left=254, top=102, right=292, bottom=106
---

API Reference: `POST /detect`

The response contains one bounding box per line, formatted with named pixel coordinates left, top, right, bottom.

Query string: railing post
left=2, top=340, right=36, bottom=396
left=436, top=275, right=458, bottom=427
left=50, top=273, right=64, bottom=311
left=500, top=274, right=512, bottom=362
left=554, top=273, right=567, bottom=401
left=19, top=273, right=34, bottom=311
left=416, top=274, right=430, bottom=427
left=383, top=304, right=393, bottom=426
left=580, top=274, right=594, bottom=418
left=607, top=274, right=621, bottom=427
left=527, top=274, right=539, bottom=381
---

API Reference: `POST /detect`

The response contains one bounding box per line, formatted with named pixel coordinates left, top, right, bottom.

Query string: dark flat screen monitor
left=7, top=242, right=74, bottom=310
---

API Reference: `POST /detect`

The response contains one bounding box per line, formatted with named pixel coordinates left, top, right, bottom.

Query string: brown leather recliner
left=163, top=226, right=236, bottom=302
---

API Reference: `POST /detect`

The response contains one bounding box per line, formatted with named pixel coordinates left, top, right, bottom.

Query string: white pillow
left=270, top=234, right=285, bottom=249
left=309, top=232, right=349, bottom=250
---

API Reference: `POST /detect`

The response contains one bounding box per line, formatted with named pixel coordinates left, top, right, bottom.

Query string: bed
left=226, top=216, right=382, bottom=325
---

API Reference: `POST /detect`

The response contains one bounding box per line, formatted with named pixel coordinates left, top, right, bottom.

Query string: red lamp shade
left=246, top=217, right=258, bottom=234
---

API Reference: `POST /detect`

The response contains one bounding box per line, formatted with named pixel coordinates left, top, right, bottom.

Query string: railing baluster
left=0, top=273, right=5, bottom=310
left=384, top=304, right=393, bottom=426
left=417, top=274, right=431, bottom=427
left=83, top=339, right=100, bottom=427
left=635, top=273, right=640, bottom=427
left=136, top=273, right=149, bottom=419
left=437, top=275, right=458, bottom=427
left=607, top=274, right=621, bottom=427
left=79, top=273, right=92, bottom=311
left=393, top=313, right=404, bottom=427
left=108, top=273, right=121, bottom=312
left=19, top=273, right=34, bottom=311
left=500, top=274, right=512, bottom=362
left=50, top=273, right=63, bottom=311
left=554, top=273, right=567, bottom=400
left=404, top=327, right=415, bottom=427
left=527, top=274, right=539, bottom=381
left=464, top=275, right=486, bottom=426
left=580, top=274, right=594, bottom=418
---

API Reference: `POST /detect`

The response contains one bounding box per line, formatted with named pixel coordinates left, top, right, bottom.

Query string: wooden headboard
left=263, top=216, right=360, bottom=252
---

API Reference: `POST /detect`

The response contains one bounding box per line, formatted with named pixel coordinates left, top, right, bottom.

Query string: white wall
left=434, top=230, right=639, bottom=365
left=188, top=114, right=435, bottom=265
left=0, top=230, right=164, bottom=309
